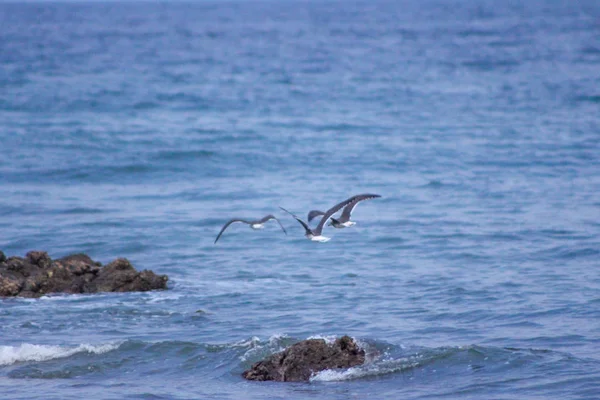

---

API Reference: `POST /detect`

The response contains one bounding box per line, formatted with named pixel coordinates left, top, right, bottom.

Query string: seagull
left=214, top=215, right=287, bottom=244
left=280, top=193, right=381, bottom=242
left=307, top=194, right=381, bottom=228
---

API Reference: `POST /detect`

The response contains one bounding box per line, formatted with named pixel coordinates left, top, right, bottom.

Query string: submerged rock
left=242, top=335, right=365, bottom=382
left=0, top=251, right=168, bottom=298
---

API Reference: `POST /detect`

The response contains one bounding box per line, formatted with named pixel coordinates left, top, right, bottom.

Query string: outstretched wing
left=214, top=219, right=252, bottom=244
left=340, top=193, right=381, bottom=220
left=314, top=194, right=381, bottom=235
left=259, top=214, right=287, bottom=235
left=279, top=207, right=312, bottom=235
left=307, top=210, right=325, bottom=222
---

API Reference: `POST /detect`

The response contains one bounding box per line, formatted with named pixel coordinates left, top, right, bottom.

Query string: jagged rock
left=90, top=258, right=167, bottom=293
left=0, top=251, right=168, bottom=298
left=26, top=251, right=52, bottom=269
left=0, top=275, right=22, bottom=297
left=242, top=336, right=365, bottom=382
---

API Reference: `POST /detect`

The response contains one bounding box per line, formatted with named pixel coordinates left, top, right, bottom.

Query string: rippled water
left=1, top=0, right=600, bottom=399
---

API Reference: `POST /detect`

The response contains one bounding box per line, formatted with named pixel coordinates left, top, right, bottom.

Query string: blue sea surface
left=1, top=0, right=600, bottom=398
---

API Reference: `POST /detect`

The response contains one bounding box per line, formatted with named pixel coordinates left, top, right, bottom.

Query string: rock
left=0, top=275, right=22, bottom=297
left=242, top=336, right=365, bottom=382
left=26, top=251, right=52, bottom=269
left=5, top=256, right=38, bottom=277
left=90, top=258, right=168, bottom=293
left=55, top=254, right=101, bottom=276
left=0, top=251, right=168, bottom=298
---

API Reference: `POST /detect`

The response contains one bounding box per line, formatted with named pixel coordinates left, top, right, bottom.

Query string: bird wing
left=259, top=214, right=287, bottom=235
left=307, top=210, right=326, bottom=222
left=314, top=194, right=381, bottom=235
left=279, top=207, right=312, bottom=236
left=214, top=219, right=252, bottom=244
left=340, top=193, right=381, bottom=220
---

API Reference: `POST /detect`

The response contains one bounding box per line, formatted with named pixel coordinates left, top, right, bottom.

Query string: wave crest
left=0, top=342, right=122, bottom=366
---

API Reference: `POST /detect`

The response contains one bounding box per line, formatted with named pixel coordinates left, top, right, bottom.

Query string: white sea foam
left=145, top=292, right=184, bottom=304
left=0, top=342, right=122, bottom=366
left=306, top=334, right=337, bottom=345
left=267, top=333, right=288, bottom=345
left=239, top=334, right=288, bottom=362
left=38, top=293, right=107, bottom=301
left=310, top=366, right=365, bottom=382
left=234, top=336, right=261, bottom=348
left=310, top=357, right=421, bottom=382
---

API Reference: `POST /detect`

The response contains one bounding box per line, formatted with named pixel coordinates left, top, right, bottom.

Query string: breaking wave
left=0, top=342, right=122, bottom=366
left=310, top=356, right=424, bottom=382
left=238, top=334, right=290, bottom=362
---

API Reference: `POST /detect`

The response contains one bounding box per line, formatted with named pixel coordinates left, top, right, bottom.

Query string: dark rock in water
left=90, top=258, right=168, bottom=293
left=0, top=251, right=168, bottom=298
left=26, top=251, right=52, bottom=269
left=242, top=335, right=365, bottom=382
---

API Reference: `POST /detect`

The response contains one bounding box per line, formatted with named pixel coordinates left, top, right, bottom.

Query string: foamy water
left=0, top=343, right=121, bottom=367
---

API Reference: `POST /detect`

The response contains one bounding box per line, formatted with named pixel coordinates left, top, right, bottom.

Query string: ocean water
left=1, top=0, right=600, bottom=398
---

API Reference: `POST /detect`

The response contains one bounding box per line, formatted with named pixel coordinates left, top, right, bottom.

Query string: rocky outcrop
left=242, top=336, right=365, bottom=382
left=0, top=250, right=168, bottom=298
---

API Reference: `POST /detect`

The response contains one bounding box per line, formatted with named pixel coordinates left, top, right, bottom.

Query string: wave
left=311, top=344, right=463, bottom=382
left=311, top=358, right=421, bottom=382
left=575, top=95, right=600, bottom=104
left=0, top=342, right=122, bottom=366
left=1, top=336, right=589, bottom=386
left=307, top=340, right=593, bottom=383
left=58, top=207, right=109, bottom=215
left=238, top=334, right=290, bottom=362
left=150, top=149, right=215, bottom=162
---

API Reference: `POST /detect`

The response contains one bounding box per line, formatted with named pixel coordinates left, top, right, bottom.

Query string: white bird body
left=308, top=234, right=331, bottom=242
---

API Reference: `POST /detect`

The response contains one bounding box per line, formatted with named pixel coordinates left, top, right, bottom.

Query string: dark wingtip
left=275, top=216, right=288, bottom=235
left=279, top=206, right=293, bottom=216
left=358, top=193, right=382, bottom=201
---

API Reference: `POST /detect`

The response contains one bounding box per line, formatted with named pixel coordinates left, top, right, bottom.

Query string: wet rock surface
left=242, top=335, right=365, bottom=382
left=0, top=250, right=168, bottom=298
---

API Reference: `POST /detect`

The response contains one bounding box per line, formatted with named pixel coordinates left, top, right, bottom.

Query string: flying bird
left=280, top=193, right=381, bottom=242
left=214, top=215, right=287, bottom=244
left=307, top=194, right=381, bottom=228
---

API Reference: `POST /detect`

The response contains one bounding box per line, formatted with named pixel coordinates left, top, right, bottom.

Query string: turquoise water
left=1, top=1, right=600, bottom=398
